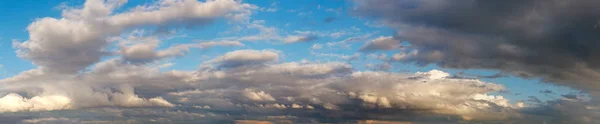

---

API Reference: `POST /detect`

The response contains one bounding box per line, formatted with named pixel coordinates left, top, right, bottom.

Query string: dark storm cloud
left=353, top=0, right=600, bottom=98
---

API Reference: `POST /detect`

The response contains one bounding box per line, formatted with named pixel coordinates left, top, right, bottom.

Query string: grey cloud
left=210, top=49, right=280, bottom=68
left=0, top=56, right=536, bottom=123
left=167, top=64, right=517, bottom=122
left=359, top=36, right=402, bottom=52
left=119, top=40, right=244, bottom=63
left=527, top=96, right=542, bottom=104
left=365, top=63, right=392, bottom=71
left=517, top=99, right=600, bottom=124
left=353, top=0, right=600, bottom=99
left=21, top=118, right=80, bottom=124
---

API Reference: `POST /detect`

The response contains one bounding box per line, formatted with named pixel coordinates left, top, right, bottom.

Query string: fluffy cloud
left=353, top=0, right=600, bottom=101
left=2, top=42, right=520, bottom=122
left=1, top=0, right=254, bottom=114
left=0, top=71, right=176, bottom=113
left=14, top=0, right=254, bottom=74
left=166, top=59, right=517, bottom=121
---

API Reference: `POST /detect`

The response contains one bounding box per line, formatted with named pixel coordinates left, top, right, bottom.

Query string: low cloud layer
left=0, top=47, right=522, bottom=122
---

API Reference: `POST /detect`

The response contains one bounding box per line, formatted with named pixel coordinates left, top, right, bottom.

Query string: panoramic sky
left=0, top=0, right=598, bottom=123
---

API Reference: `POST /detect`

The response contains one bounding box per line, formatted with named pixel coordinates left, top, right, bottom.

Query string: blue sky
left=0, top=0, right=594, bottom=123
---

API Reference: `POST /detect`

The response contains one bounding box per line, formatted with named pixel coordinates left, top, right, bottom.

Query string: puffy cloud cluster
left=159, top=50, right=517, bottom=122
left=1, top=0, right=253, bottom=114
left=3, top=46, right=520, bottom=122
left=0, top=47, right=576, bottom=123
left=352, top=0, right=600, bottom=101
left=14, top=0, right=255, bottom=73
left=0, top=59, right=180, bottom=113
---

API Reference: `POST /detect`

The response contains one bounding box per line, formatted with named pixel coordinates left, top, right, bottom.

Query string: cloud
left=359, top=36, right=402, bottom=52
left=0, top=0, right=588, bottom=123
left=353, top=0, right=600, bottom=100
left=311, top=44, right=323, bottom=50
left=13, top=0, right=254, bottom=74
left=366, top=63, right=392, bottom=71
left=283, top=35, right=318, bottom=44
left=22, top=117, right=80, bottom=124
left=515, top=98, right=600, bottom=123
left=0, top=75, right=175, bottom=113
left=166, top=61, right=517, bottom=122
left=118, top=38, right=244, bottom=63
left=312, top=52, right=361, bottom=61
left=244, top=89, right=276, bottom=102
left=210, top=49, right=280, bottom=68
left=0, top=53, right=532, bottom=123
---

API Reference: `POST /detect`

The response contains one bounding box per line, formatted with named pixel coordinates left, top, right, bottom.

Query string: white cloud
left=0, top=83, right=175, bottom=113
left=244, top=89, right=276, bottom=102
left=283, top=35, right=317, bottom=44
left=311, top=44, right=323, bottom=50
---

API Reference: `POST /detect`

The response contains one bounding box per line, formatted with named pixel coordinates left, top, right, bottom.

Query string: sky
left=0, top=0, right=598, bottom=123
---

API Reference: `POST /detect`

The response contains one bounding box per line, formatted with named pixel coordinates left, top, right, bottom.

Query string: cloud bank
left=353, top=0, right=600, bottom=101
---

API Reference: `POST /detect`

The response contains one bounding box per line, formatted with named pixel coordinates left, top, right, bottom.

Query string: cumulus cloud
left=0, top=70, right=176, bottom=113
left=1, top=0, right=255, bottom=113
left=165, top=61, right=518, bottom=122
left=353, top=0, right=600, bottom=101
left=13, top=0, right=254, bottom=74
